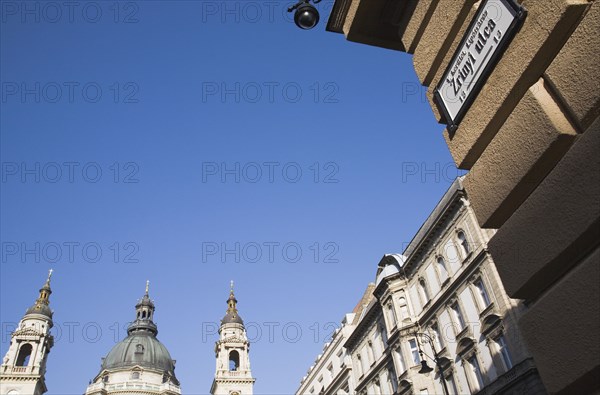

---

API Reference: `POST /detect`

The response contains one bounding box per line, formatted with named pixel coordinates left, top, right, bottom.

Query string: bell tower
left=210, top=282, right=255, bottom=395
left=0, top=270, right=55, bottom=395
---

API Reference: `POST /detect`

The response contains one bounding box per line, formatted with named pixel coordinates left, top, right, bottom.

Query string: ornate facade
left=296, top=178, right=546, bottom=395
left=210, top=283, right=255, bottom=395
left=325, top=1, right=600, bottom=393
left=0, top=271, right=55, bottom=395
left=1, top=279, right=255, bottom=395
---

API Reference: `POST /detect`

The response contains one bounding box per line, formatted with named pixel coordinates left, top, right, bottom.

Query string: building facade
left=210, top=283, right=255, bottom=395
left=325, top=1, right=600, bottom=393
left=296, top=284, right=376, bottom=395
left=0, top=271, right=55, bottom=395
left=296, top=178, right=545, bottom=395
left=1, top=278, right=257, bottom=395
left=85, top=282, right=182, bottom=395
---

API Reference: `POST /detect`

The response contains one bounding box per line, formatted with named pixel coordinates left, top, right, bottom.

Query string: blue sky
left=0, top=1, right=463, bottom=393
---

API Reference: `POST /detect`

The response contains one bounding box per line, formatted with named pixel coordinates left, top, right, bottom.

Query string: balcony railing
left=1, top=365, right=40, bottom=374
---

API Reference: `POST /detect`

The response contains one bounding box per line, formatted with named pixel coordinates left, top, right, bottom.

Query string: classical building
left=1, top=278, right=258, bottom=395
left=296, top=178, right=546, bottom=395
left=0, top=271, right=55, bottom=395
left=325, top=1, right=600, bottom=393
left=210, top=283, right=255, bottom=395
left=296, top=284, right=375, bottom=395
left=84, top=282, right=182, bottom=395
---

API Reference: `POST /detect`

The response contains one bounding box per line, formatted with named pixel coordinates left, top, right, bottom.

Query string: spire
left=25, top=269, right=54, bottom=318
left=127, top=281, right=158, bottom=336
left=222, top=281, right=244, bottom=326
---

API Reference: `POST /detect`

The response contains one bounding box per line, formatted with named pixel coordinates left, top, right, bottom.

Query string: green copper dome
left=101, top=331, right=177, bottom=377
left=98, top=282, right=179, bottom=385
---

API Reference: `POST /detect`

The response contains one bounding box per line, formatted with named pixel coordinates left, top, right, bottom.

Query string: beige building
left=296, top=178, right=545, bottom=394
left=325, top=0, right=599, bottom=393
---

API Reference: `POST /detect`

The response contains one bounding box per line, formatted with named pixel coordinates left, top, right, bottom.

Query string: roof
left=100, top=331, right=179, bottom=383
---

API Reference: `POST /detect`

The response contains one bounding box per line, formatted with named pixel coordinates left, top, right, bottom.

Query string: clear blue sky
left=0, top=1, right=463, bottom=393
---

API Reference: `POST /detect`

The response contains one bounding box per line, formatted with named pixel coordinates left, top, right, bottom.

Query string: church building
left=0, top=271, right=55, bottom=395
left=0, top=277, right=256, bottom=395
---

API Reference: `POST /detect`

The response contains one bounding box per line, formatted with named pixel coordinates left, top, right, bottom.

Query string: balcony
left=1, top=365, right=40, bottom=375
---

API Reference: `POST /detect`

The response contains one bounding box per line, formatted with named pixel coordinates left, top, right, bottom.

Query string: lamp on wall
left=415, top=332, right=452, bottom=395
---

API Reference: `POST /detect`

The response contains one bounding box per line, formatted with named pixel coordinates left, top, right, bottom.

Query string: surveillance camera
left=288, top=0, right=321, bottom=30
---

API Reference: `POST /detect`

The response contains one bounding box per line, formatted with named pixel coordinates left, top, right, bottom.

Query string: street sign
left=434, top=0, right=526, bottom=134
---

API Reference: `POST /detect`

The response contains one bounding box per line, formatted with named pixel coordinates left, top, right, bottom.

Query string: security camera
left=288, top=0, right=321, bottom=30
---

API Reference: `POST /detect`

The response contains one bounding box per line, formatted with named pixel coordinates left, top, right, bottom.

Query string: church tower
left=85, top=281, right=181, bottom=395
left=0, top=270, right=55, bottom=395
left=210, top=282, right=255, bottom=395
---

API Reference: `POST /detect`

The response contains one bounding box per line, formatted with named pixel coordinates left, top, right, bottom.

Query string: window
left=408, top=339, right=420, bottom=365
left=379, top=324, right=388, bottom=348
left=474, top=279, right=491, bottom=308
left=419, top=278, right=430, bottom=304
left=229, top=350, right=240, bottom=371
left=102, top=375, right=109, bottom=383
left=341, top=381, right=350, bottom=394
left=387, top=303, right=397, bottom=328
left=431, top=323, right=444, bottom=351
left=337, top=349, right=345, bottom=367
left=356, top=354, right=364, bottom=377
left=131, top=371, right=140, bottom=380
left=367, top=341, right=375, bottom=363
left=466, top=355, right=484, bottom=393
left=360, top=349, right=370, bottom=374
left=16, top=343, right=32, bottom=366
left=437, top=256, right=449, bottom=282
left=373, top=331, right=383, bottom=359
left=458, top=231, right=471, bottom=256
left=495, top=334, right=513, bottom=370
left=394, top=347, right=406, bottom=373
left=398, top=297, right=409, bottom=321
left=389, top=365, right=398, bottom=392
left=450, top=302, right=466, bottom=331
left=446, top=373, right=459, bottom=395
left=373, top=379, right=382, bottom=395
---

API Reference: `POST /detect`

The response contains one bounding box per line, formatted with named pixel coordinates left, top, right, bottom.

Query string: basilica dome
left=92, top=282, right=180, bottom=388
left=101, top=331, right=177, bottom=375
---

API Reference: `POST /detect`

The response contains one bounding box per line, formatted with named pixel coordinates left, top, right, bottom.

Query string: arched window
left=131, top=371, right=140, bottom=380
left=229, top=350, right=240, bottom=371
left=142, top=311, right=147, bottom=319
left=16, top=343, right=33, bottom=366
left=457, top=231, right=471, bottom=256
left=437, top=256, right=449, bottom=282
left=398, top=297, right=409, bottom=321
left=474, top=278, right=492, bottom=309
